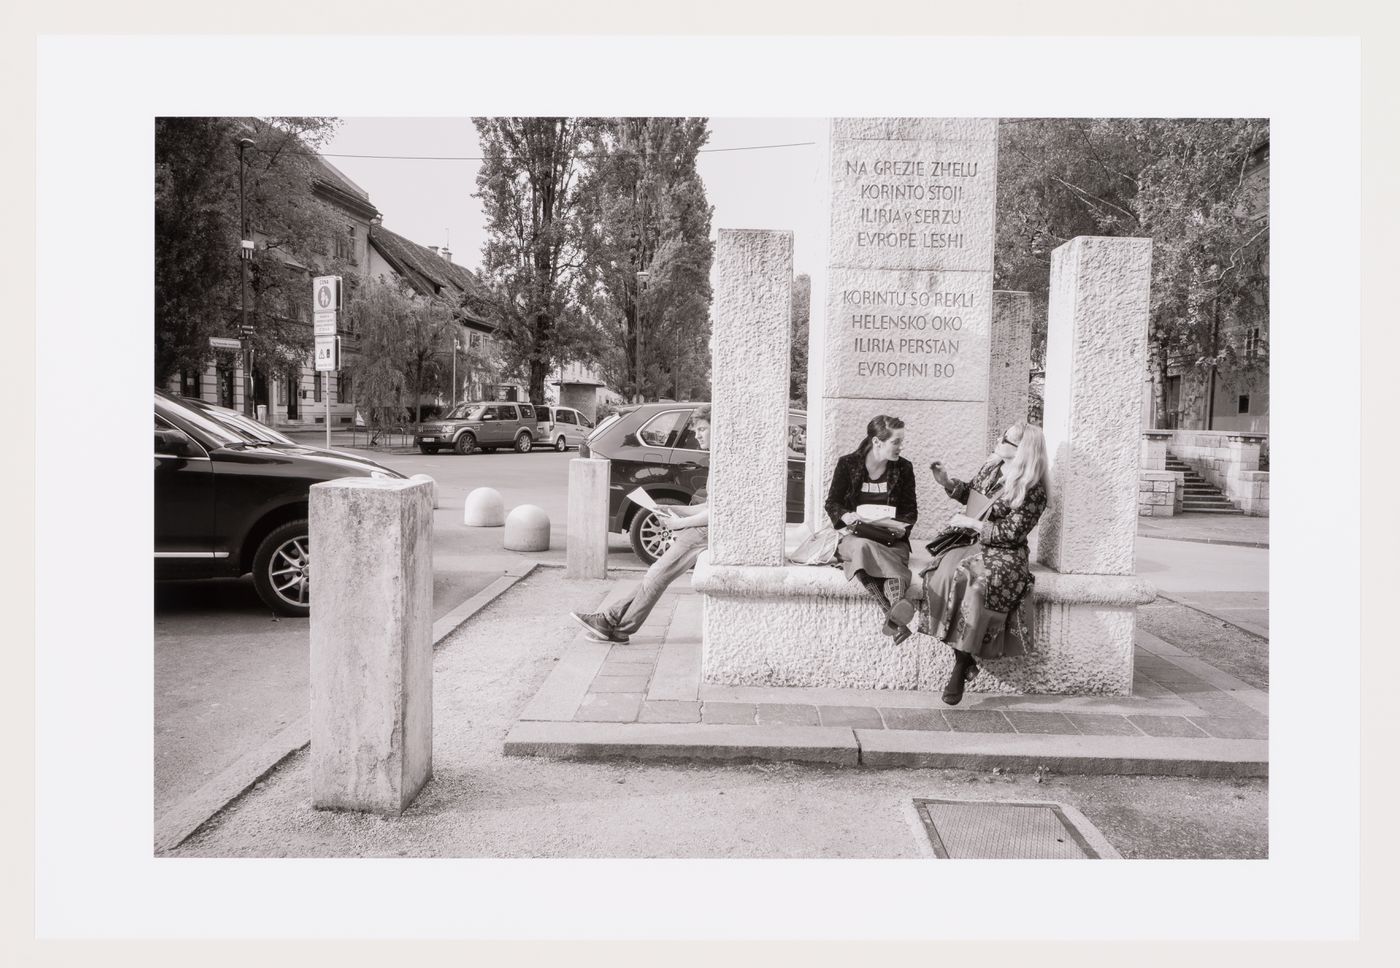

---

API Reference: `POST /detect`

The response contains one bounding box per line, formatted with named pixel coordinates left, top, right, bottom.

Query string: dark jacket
left=825, top=452, right=919, bottom=534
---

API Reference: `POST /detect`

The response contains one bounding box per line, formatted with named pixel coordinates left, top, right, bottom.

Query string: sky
left=319, top=117, right=830, bottom=287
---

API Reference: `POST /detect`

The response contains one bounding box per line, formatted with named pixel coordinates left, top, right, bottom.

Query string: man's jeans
left=603, top=527, right=708, bottom=635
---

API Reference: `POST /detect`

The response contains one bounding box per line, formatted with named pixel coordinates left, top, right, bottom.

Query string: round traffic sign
left=317, top=285, right=332, bottom=309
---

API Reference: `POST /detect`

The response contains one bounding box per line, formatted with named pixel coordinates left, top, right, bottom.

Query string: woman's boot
left=942, top=649, right=977, bottom=706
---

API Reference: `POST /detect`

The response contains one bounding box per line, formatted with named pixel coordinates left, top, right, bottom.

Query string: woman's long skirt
left=918, top=545, right=1034, bottom=659
left=837, top=534, right=912, bottom=598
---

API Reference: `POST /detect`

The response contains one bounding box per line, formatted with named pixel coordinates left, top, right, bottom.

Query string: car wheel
left=252, top=520, right=311, bottom=617
left=553, top=435, right=568, bottom=452
left=454, top=432, right=477, bottom=455
left=628, top=499, right=684, bottom=565
left=515, top=432, right=533, bottom=453
left=418, top=444, right=439, bottom=455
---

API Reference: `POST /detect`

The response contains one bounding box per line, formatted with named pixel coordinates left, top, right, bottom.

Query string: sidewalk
left=504, top=576, right=1268, bottom=778
left=1136, top=511, right=1269, bottom=548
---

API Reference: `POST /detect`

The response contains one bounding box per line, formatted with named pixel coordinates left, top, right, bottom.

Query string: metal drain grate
left=913, top=798, right=1105, bottom=859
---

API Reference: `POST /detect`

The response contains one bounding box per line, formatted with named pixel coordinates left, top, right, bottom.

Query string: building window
left=1238, top=394, right=1250, bottom=414
left=338, top=372, right=351, bottom=403
left=335, top=225, right=356, bottom=262
left=314, top=371, right=322, bottom=403
left=180, top=369, right=201, bottom=398
left=1244, top=327, right=1262, bottom=359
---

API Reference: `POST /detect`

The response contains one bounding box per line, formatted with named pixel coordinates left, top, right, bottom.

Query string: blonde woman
left=920, top=422, right=1050, bottom=705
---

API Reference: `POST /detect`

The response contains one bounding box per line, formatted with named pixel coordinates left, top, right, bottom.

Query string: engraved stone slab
left=1037, top=237, right=1153, bottom=577
left=833, top=117, right=999, bottom=143
left=823, top=267, right=992, bottom=402
left=821, top=398, right=988, bottom=541
left=710, top=229, right=792, bottom=567
left=988, top=290, right=1034, bottom=451
left=830, top=138, right=997, bottom=272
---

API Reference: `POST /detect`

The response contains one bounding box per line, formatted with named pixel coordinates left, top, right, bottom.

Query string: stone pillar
left=1037, top=236, right=1153, bottom=577
left=822, top=118, right=998, bottom=540
left=567, top=458, right=610, bottom=579
left=310, top=478, right=434, bottom=814
left=989, top=290, right=1033, bottom=451
left=1140, top=429, right=1172, bottom=471
left=709, top=229, right=793, bottom=567
left=1226, top=433, right=1264, bottom=472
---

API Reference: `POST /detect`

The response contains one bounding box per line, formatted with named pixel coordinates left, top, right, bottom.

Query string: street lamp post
left=237, top=136, right=256, bottom=418
left=635, top=268, right=650, bottom=403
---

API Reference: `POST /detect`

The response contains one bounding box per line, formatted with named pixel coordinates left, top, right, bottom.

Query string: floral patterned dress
left=917, top=458, right=1049, bottom=658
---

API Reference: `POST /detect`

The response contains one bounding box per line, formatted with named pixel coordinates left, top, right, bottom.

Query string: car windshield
left=199, top=405, right=296, bottom=445
left=444, top=403, right=485, bottom=420
left=157, top=395, right=249, bottom=448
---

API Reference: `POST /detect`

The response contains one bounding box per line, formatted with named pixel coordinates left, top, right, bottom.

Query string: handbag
left=923, top=488, right=996, bottom=564
left=788, top=526, right=844, bottom=565
left=850, top=519, right=909, bottom=548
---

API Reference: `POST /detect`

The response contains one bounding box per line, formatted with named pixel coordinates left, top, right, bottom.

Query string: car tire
left=515, top=432, right=533, bottom=454
left=418, top=444, right=439, bottom=455
left=252, top=519, right=311, bottom=617
left=628, top=499, right=685, bottom=565
left=553, top=435, right=568, bottom=452
left=454, top=432, right=477, bottom=455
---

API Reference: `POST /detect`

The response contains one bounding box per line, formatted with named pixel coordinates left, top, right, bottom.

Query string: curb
left=501, top=719, right=1267, bottom=778
left=1136, top=532, right=1268, bottom=549
left=153, top=561, right=540, bottom=855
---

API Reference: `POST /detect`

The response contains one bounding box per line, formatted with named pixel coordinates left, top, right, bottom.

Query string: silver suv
left=415, top=401, right=538, bottom=455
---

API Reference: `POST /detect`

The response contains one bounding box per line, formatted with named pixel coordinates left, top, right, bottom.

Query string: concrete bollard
left=463, top=486, right=504, bottom=527
left=309, top=477, right=434, bottom=814
left=566, top=458, right=610, bottom=579
left=409, top=473, right=439, bottom=509
left=504, top=504, right=551, bottom=551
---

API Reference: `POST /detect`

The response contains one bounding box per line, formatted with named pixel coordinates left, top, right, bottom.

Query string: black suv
left=155, top=390, right=405, bottom=616
left=580, top=401, right=807, bottom=564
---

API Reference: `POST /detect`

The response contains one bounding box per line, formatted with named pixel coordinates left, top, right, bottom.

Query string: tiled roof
left=368, top=225, right=498, bottom=328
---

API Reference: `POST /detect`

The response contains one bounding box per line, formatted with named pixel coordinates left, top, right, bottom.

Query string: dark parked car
left=580, top=401, right=807, bottom=564
left=183, top=397, right=388, bottom=470
left=414, top=401, right=538, bottom=455
left=155, top=390, right=405, bottom=616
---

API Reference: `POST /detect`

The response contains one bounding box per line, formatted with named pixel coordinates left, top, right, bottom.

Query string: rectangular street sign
left=313, top=275, right=342, bottom=314
left=314, top=334, right=337, bottom=372
left=313, top=311, right=337, bottom=337
left=208, top=336, right=242, bottom=350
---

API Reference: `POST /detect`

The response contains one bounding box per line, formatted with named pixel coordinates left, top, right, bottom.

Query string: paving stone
left=504, top=721, right=861, bottom=766
left=818, top=705, right=885, bottom=728
left=573, top=692, right=642, bottom=723
left=590, top=675, right=651, bottom=694
left=700, top=702, right=757, bottom=725
left=638, top=701, right=702, bottom=724
left=755, top=703, right=821, bottom=726
left=877, top=707, right=950, bottom=731
left=598, top=660, right=656, bottom=676
left=1189, top=717, right=1269, bottom=740
left=1127, top=715, right=1210, bottom=738
left=1063, top=713, right=1144, bottom=736
left=1004, top=711, right=1078, bottom=735
left=943, top=710, right=1015, bottom=733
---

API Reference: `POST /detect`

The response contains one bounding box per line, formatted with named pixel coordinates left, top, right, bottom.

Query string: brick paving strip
left=505, top=582, right=1268, bottom=778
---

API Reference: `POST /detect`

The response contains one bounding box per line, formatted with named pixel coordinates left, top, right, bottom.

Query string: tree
left=472, top=117, right=604, bottom=404
left=577, top=118, right=714, bottom=402
left=789, top=273, right=812, bottom=406
left=154, top=116, right=344, bottom=388
left=995, top=118, right=1268, bottom=428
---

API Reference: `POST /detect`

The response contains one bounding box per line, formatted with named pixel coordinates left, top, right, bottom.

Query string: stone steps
left=1166, top=449, right=1243, bottom=514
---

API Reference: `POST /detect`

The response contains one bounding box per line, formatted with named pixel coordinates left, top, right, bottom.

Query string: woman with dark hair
left=919, top=421, right=1050, bottom=705
left=824, top=415, right=919, bottom=643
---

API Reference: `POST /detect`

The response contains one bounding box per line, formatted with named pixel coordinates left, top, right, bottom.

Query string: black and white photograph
left=28, top=25, right=1374, bottom=947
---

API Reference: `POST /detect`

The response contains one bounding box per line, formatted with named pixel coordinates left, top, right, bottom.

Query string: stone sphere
left=409, top=473, right=439, bottom=509
left=462, top=487, right=505, bottom=527
left=503, top=504, right=551, bottom=551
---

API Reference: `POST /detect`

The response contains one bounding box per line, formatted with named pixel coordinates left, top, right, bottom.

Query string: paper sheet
left=626, top=488, right=661, bottom=514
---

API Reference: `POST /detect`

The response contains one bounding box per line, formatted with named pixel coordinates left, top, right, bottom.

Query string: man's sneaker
left=569, top=611, right=629, bottom=643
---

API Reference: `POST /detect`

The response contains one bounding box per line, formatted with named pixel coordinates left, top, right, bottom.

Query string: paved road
left=1135, top=535, right=1269, bottom=636
left=155, top=447, right=611, bottom=821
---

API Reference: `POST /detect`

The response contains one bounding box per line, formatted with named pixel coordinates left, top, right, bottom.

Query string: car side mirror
left=155, top=427, right=193, bottom=456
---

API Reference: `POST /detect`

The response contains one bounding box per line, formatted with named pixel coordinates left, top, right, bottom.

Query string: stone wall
left=1138, top=470, right=1183, bottom=517
left=1169, top=429, right=1270, bottom=516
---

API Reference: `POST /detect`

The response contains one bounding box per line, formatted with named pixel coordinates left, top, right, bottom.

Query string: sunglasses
left=1000, top=432, right=1020, bottom=448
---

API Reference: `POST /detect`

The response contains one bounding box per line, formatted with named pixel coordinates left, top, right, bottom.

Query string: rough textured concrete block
left=566, top=458, right=610, bottom=579
left=823, top=267, right=991, bottom=402
left=710, top=229, right=792, bottom=566
left=821, top=397, right=988, bottom=541
left=1037, top=236, right=1153, bottom=577
left=503, top=504, right=550, bottom=551
left=463, top=487, right=504, bottom=527
left=988, top=290, right=1033, bottom=452
left=409, top=473, right=439, bottom=509
left=833, top=117, right=999, bottom=142
left=310, top=478, right=433, bottom=814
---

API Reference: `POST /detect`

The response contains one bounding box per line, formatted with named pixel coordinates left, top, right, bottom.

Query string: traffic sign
left=313, top=275, right=342, bottom=313
left=313, top=311, right=337, bottom=337
left=314, top=335, right=338, bottom=372
left=209, top=336, right=242, bottom=350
